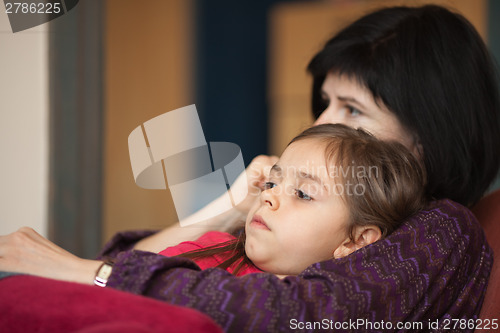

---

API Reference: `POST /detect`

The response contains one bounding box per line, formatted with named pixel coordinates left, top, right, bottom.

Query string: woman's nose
left=261, top=188, right=279, bottom=210
left=313, top=105, right=341, bottom=126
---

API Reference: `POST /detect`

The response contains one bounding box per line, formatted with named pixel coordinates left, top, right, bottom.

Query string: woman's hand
left=0, top=227, right=101, bottom=285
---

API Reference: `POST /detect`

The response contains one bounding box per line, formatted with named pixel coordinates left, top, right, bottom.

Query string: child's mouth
left=250, top=215, right=271, bottom=230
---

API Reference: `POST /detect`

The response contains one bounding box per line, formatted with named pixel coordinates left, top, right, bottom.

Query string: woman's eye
left=263, top=182, right=277, bottom=190
left=320, top=93, right=330, bottom=109
left=346, top=105, right=362, bottom=117
left=320, top=92, right=330, bottom=104
left=295, top=189, right=312, bottom=201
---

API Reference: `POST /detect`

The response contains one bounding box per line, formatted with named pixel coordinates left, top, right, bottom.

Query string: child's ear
left=333, top=225, right=382, bottom=259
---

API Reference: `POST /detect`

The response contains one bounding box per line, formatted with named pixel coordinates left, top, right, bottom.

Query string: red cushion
left=0, top=275, right=222, bottom=333
left=472, top=189, right=500, bottom=321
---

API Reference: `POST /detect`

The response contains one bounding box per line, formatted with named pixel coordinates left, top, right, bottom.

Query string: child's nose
left=264, top=197, right=279, bottom=210
left=261, top=188, right=279, bottom=210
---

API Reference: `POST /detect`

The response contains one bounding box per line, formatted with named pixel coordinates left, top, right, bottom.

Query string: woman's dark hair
left=307, top=5, right=500, bottom=207
left=179, top=124, right=427, bottom=274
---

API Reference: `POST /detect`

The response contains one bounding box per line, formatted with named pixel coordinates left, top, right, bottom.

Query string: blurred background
left=0, top=0, right=498, bottom=258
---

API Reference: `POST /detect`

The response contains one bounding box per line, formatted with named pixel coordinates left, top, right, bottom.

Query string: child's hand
left=234, top=154, right=279, bottom=214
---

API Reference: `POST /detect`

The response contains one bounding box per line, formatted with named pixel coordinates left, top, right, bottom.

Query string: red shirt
left=159, top=231, right=262, bottom=276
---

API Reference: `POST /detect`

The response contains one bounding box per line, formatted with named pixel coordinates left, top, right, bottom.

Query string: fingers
left=249, top=155, right=279, bottom=170
left=0, top=228, right=32, bottom=253
left=232, top=155, right=279, bottom=214
left=0, top=227, right=70, bottom=267
left=0, top=228, right=44, bottom=260
left=2, top=227, right=67, bottom=256
left=0, top=229, right=32, bottom=272
left=247, top=155, right=279, bottom=190
left=0, top=227, right=85, bottom=282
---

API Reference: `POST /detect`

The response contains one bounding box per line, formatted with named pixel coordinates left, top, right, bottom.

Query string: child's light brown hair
left=290, top=123, right=427, bottom=241
left=178, top=123, right=427, bottom=273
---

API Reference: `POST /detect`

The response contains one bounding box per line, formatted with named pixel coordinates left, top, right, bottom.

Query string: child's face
left=245, top=139, right=351, bottom=275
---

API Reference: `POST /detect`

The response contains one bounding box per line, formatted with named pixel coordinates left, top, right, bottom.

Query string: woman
left=1, top=5, right=499, bottom=332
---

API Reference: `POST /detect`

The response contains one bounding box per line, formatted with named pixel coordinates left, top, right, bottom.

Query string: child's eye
left=295, top=189, right=312, bottom=201
left=263, top=182, right=277, bottom=190
left=346, top=105, right=362, bottom=117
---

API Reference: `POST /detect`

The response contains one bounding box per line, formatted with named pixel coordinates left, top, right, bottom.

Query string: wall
left=103, top=0, right=194, bottom=241
left=194, top=0, right=283, bottom=164
left=0, top=11, right=48, bottom=236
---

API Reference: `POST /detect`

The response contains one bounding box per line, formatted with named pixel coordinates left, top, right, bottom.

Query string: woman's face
left=315, top=72, right=418, bottom=152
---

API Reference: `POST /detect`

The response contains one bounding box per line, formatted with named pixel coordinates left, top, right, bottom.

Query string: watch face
left=99, top=264, right=113, bottom=278
left=94, top=263, right=113, bottom=287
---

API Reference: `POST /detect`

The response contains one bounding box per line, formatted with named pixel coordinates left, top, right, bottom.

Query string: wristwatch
left=94, top=262, right=113, bottom=287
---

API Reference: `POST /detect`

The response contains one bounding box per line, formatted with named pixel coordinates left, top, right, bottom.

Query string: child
left=159, top=123, right=427, bottom=277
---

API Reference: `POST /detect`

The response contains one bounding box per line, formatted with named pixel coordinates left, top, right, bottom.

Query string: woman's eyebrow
left=338, top=96, right=367, bottom=109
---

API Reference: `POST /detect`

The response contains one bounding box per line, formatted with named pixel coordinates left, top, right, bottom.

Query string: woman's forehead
left=322, top=73, right=381, bottom=109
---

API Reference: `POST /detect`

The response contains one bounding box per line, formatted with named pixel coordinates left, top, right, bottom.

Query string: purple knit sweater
left=100, top=199, right=492, bottom=332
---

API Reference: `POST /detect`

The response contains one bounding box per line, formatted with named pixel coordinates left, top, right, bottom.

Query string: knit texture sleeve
left=97, top=230, right=158, bottom=260
left=106, top=200, right=492, bottom=332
